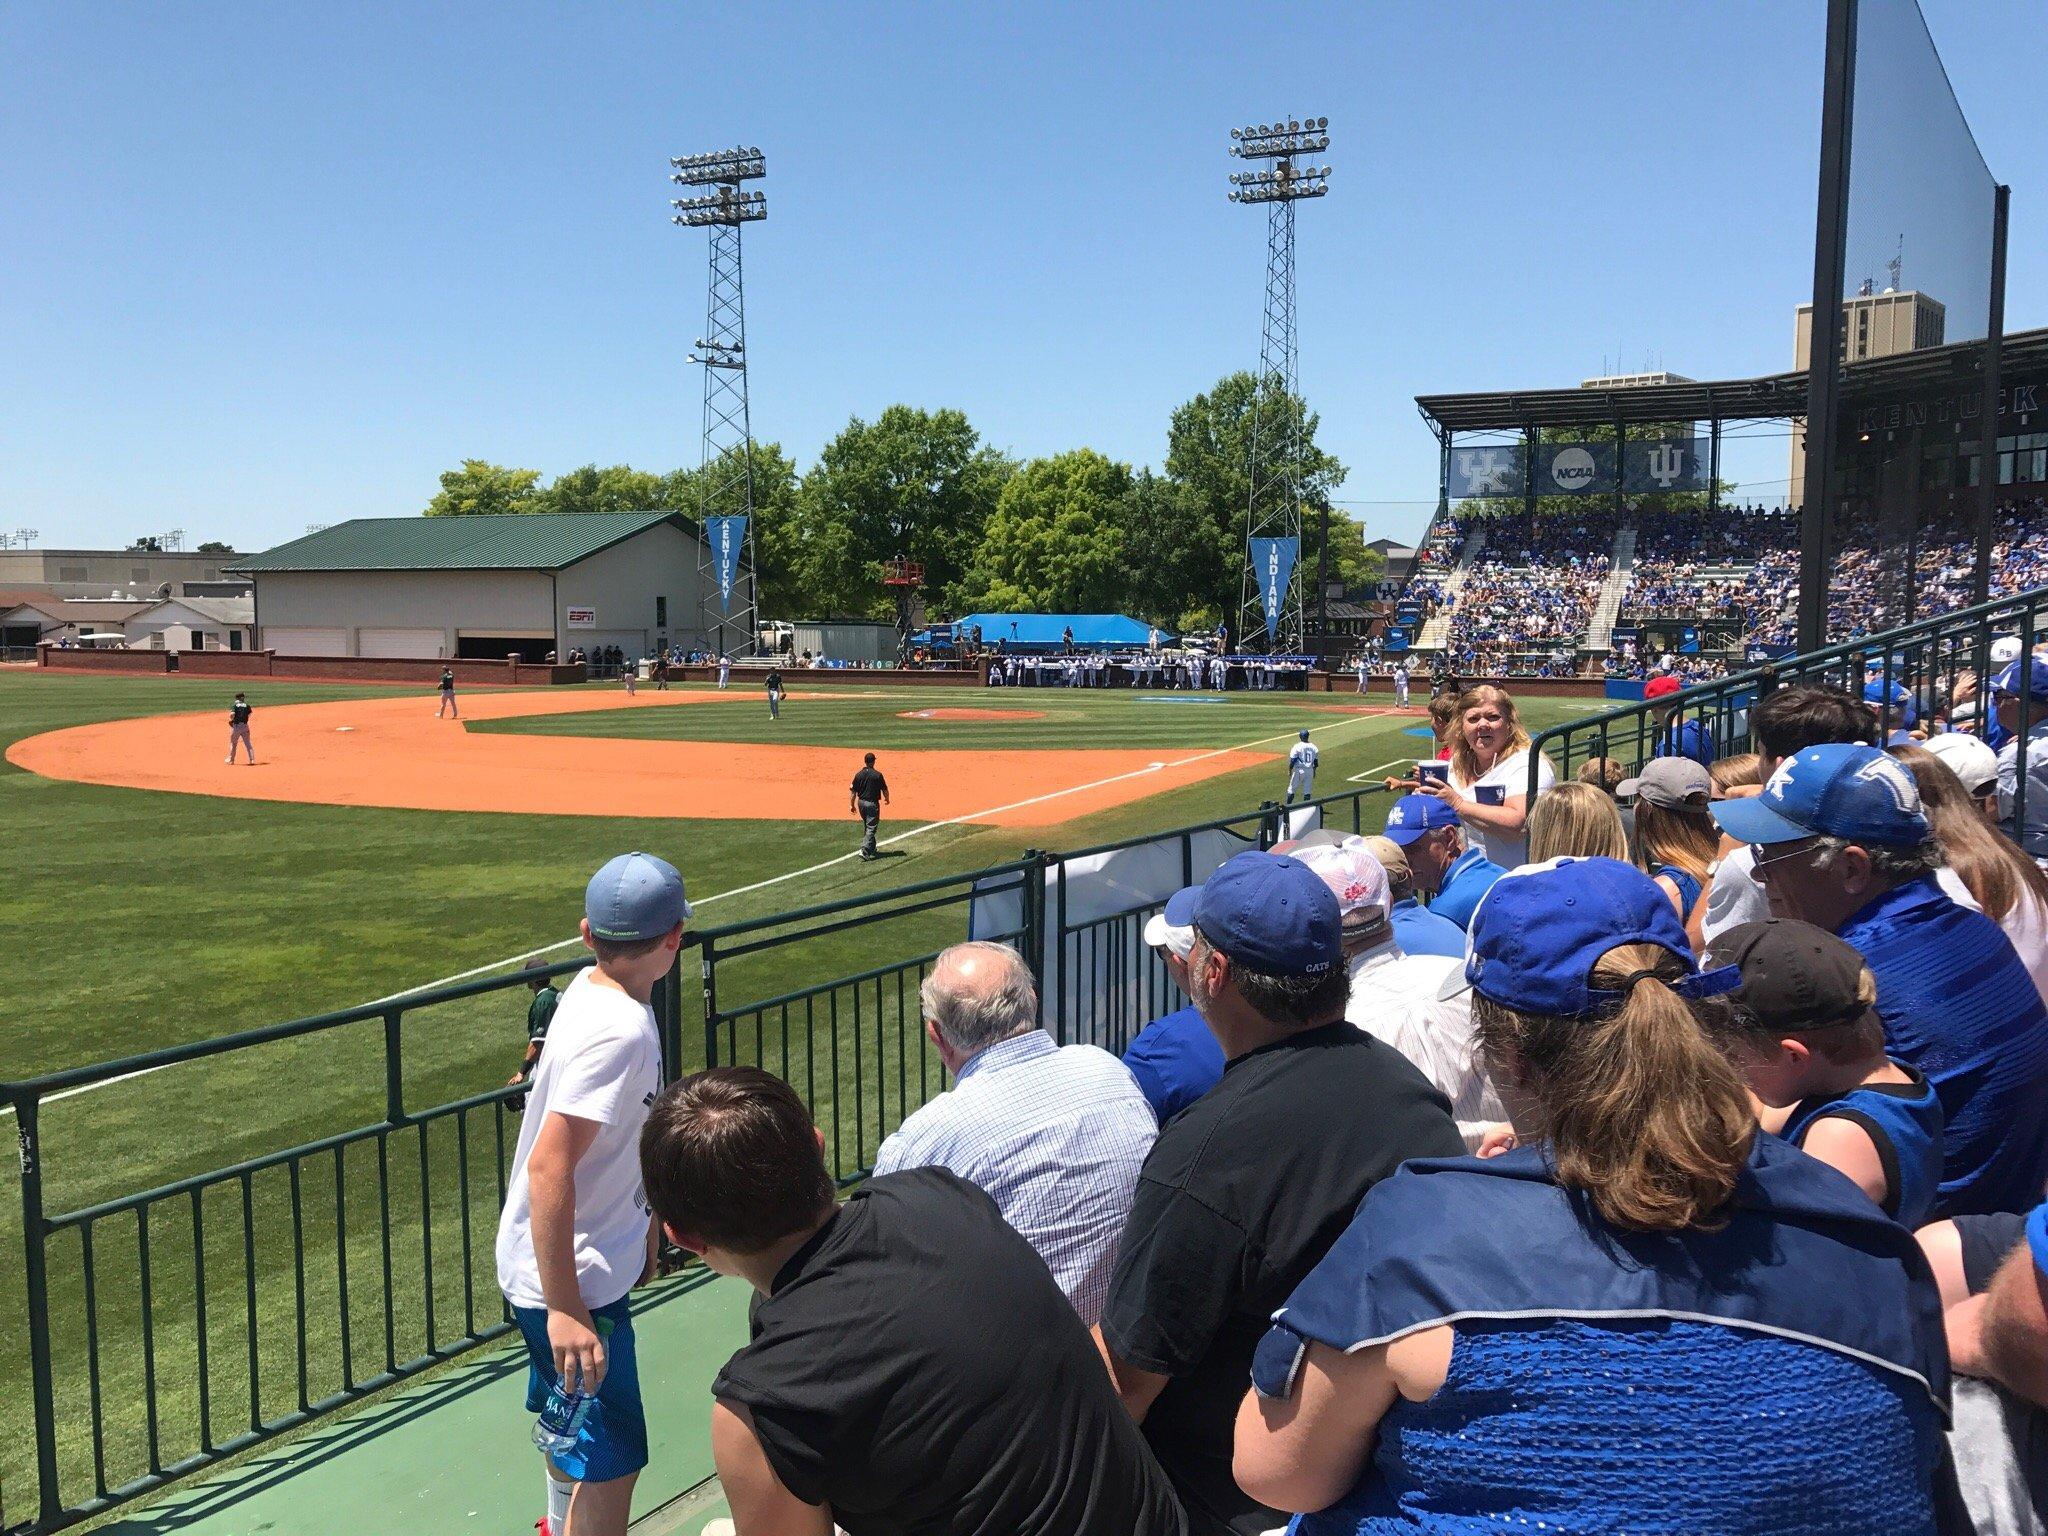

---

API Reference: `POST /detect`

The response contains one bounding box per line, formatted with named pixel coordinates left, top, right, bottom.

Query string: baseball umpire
left=851, top=752, right=891, bottom=860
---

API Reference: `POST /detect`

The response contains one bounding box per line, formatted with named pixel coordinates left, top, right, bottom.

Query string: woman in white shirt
left=1421, top=684, right=1555, bottom=869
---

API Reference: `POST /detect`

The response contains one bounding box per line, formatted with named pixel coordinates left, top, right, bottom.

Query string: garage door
left=358, top=628, right=445, bottom=659
left=265, top=627, right=347, bottom=657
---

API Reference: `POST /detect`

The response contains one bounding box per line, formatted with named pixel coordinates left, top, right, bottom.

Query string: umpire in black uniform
left=851, top=752, right=891, bottom=860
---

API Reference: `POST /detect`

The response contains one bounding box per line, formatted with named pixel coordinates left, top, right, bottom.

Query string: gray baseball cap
left=1616, top=756, right=1712, bottom=808
left=585, top=852, right=691, bottom=941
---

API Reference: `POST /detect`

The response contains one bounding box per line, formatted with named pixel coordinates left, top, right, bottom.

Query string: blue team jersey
left=1392, top=897, right=1467, bottom=958
left=1782, top=1065, right=1945, bottom=1229
left=1655, top=717, right=1719, bottom=768
left=1120, top=1005, right=1224, bottom=1124
left=1430, top=847, right=1507, bottom=931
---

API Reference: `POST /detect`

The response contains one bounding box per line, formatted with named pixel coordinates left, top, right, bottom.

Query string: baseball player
left=763, top=666, right=784, bottom=720
left=1356, top=655, right=1370, bottom=697
left=226, top=692, right=255, bottom=764
left=437, top=667, right=458, bottom=718
left=623, top=658, right=638, bottom=696
left=1285, top=729, right=1320, bottom=805
left=1394, top=660, right=1411, bottom=707
left=716, top=653, right=731, bottom=690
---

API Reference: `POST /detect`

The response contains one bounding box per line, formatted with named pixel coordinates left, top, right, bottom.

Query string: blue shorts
left=513, top=1294, right=647, bottom=1483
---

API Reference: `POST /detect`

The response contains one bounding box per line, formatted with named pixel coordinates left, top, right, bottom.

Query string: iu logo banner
left=706, top=515, right=747, bottom=612
left=1448, top=445, right=1525, bottom=499
left=1622, top=438, right=1707, bottom=494
left=1249, top=536, right=1299, bottom=641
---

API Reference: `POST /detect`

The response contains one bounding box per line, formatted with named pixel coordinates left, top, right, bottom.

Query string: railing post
left=382, top=1009, right=405, bottom=1125
left=17, top=1093, right=63, bottom=1527
left=656, top=946, right=684, bottom=1086
left=1020, top=851, right=1048, bottom=1019
left=700, top=935, right=719, bottom=1071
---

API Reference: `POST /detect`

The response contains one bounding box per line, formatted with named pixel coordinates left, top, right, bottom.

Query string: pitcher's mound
left=897, top=707, right=1047, bottom=722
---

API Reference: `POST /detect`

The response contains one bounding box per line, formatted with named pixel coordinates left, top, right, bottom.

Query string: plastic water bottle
left=533, top=1315, right=612, bottom=1457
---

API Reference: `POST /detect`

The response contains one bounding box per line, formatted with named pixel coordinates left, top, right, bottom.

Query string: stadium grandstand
left=1382, top=325, right=2048, bottom=679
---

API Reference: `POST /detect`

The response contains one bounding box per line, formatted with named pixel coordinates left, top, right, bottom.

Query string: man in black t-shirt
left=850, top=753, right=890, bottom=860
left=642, top=1067, right=1185, bottom=1536
left=1094, top=851, right=1463, bottom=1536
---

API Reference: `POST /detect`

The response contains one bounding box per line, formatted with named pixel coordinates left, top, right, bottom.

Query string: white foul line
left=10, top=710, right=1384, bottom=1112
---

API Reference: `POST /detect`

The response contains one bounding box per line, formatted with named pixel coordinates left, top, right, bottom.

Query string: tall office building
left=1790, top=289, right=1946, bottom=503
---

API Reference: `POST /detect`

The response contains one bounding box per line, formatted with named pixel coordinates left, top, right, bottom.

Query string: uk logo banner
left=1249, top=536, right=1299, bottom=641
left=1449, top=445, right=1525, bottom=499
left=707, top=515, right=747, bottom=611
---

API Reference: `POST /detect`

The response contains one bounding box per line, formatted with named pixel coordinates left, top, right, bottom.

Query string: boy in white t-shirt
left=1285, top=729, right=1321, bottom=805
left=497, top=851, right=690, bottom=1536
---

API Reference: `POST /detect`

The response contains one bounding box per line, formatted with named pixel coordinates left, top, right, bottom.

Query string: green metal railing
left=1528, top=587, right=2048, bottom=836
left=1, top=779, right=1393, bottom=1535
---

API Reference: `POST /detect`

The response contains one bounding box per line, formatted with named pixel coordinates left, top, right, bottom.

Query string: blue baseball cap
left=1710, top=743, right=1929, bottom=848
left=1464, top=856, right=1739, bottom=1017
left=585, top=852, right=691, bottom=942
left=1993, top=658, right=2048, bottom=703
left=1862, top=679, right=1917, bottom=727
left=1382, top=793, right=1460, bottom=846
left=1191, top=851, right=1342, bottom=977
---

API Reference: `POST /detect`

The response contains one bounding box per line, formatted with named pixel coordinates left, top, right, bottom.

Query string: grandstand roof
left=229, top=512, right=691, bottom=573
left=1416, top=325, right=2048, bottom=433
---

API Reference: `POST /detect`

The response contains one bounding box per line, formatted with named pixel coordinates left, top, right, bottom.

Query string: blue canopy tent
left=956, top=613, right=1172, bottom=652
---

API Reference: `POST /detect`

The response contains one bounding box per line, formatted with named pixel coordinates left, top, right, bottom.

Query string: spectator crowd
left=499, top=644, right=2048, bottom=1536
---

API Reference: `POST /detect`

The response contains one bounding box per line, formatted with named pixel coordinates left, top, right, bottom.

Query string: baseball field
left=0, top=667, right=1608, bottom=1522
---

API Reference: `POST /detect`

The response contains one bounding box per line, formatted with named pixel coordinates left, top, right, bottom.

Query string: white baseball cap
left=1291, top=841, right=1392, bottom=930
left=1992, top=637, right=2024, bottom=666
left=1921, top=731, right=2000, bottom=797
left=1142, top=887, right=1199, bottom=960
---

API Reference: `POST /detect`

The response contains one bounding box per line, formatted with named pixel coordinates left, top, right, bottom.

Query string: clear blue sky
left=2, top=0, right=2038, bottom=554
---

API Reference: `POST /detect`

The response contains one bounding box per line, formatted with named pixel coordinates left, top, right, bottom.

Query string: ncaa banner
left=706, top=515, right=747, bottom=612
left=1533, top=440, right=1616, bottom=496
left=1249, top=536, right=1299, bottom=641
left=1448, top=445, right=1524, bottom=499
left=1623, top=438, right=1707, bottom=494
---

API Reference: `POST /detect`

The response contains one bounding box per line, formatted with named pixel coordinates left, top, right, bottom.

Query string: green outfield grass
left=0, top=667, right=1608, bottom=1526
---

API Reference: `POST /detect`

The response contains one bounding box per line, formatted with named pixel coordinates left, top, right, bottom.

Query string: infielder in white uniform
left=1356, top=656, right=1370, bottom=696
left=1285, top=729, right=1320, bottom=804
left=1394, top=661, right=1410, bottom=707
left=716, top=654, right=731, bottom=689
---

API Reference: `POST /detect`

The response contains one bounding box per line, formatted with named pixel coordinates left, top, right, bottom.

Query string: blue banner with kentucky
left=707, top=515, right=747, bottom=612
left=1623, top=437, right=1708, bottom=494
left=1533, top=440, right=1617, bottom=496
left=1249, top=536, right=1299, bottom=640
left=1448, top=445, right=1525, bottom=499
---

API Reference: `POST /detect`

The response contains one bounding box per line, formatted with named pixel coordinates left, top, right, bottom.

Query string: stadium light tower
left=1229, top=117, right=1330, bottom=659
left=672, top=144, right=767, bottom=659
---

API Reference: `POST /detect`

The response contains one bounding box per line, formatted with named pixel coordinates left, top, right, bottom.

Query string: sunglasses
left=1749, top=839, right=1821, bottom=879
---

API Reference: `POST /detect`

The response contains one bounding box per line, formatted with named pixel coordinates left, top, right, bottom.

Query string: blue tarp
left=957, top=613, right=1173, bottom=648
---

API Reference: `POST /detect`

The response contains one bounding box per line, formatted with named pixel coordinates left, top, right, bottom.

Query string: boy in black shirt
left=641, top=1068, right=1186, bottom=1536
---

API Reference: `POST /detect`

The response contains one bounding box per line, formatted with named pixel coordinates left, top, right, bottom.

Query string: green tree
left=532, top=463, right=670, bottom=518
left=197, top=540, right=234, bottom=554
left=1163, top=372, right=1348, bottom=621
left=1115, top=470, right=1217, bottom=627
left=424, top=460, right=543, bottom=517
left=664, top=443, right=805, bottom=615
left=795, top=406, right=1014, bottom=619
left=953, top=449, right=1135, bottom=614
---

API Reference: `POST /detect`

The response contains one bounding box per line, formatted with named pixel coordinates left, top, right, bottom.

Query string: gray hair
left=1809, top=834, right=1944, bottom=883
left=920, top=941, right=1038, bottom=1056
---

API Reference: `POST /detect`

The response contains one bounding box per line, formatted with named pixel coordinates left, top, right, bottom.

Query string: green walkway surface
left=98, top=1270, right=749, bottom=1536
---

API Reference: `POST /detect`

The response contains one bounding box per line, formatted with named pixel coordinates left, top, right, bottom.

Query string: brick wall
left=37, top=645, right=173, bottom=673
left=179, top=649, right=275, bottom=677
left=263, top=655, right=583, bottom=685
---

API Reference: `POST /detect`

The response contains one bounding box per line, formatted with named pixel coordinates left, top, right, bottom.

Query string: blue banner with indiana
left=706, top=515, right=747, bottom=612
left=1249, top=536, right=1299, bottom=641
left=1448, top=445, right=1525, bottom=499
left=1623, top=438, right=1708, bottom=494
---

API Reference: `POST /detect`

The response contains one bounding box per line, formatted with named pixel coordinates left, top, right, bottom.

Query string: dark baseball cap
left=1707, top=918, right=1877, bottom=1035
left=1191, top=851, right=1342, bottom=978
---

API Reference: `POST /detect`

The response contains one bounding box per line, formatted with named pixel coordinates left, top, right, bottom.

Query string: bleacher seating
left=1443, top=509, right=1618, bottom=671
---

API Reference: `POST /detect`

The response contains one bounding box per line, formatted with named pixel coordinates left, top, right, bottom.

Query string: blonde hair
left=1528, top=782, right=1631, bottom=863
left=1578, top=757, right=1626, bottom=793
left=1892, top=744, right=2048, bottom=925
left=1472, top=942, right=1755, bottom=1231
left=1709, top=754, right=1765, bottom=797
left=1634, top=798, right=1720, bottom=887
left=1449, top=685, right=1532, bottom=784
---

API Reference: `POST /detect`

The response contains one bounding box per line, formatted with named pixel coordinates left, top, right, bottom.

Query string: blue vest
left=1782, top=1066, right=1945, bottom=1230
left=1651, top=862, right=1702, bottom=914
left=1840, top=875, right=2048, bottom=1216
left=1253, top=1139, right=1950, bottom=1535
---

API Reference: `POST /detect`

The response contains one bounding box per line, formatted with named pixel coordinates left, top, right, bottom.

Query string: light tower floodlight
left=1228, top=114, right=1331, bottom=659
left=671, top=142, right=769, bottom=658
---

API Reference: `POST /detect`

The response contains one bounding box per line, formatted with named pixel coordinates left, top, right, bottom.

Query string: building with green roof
left=229, top=513, right=748, bottom=661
